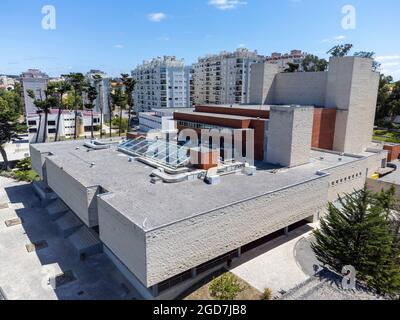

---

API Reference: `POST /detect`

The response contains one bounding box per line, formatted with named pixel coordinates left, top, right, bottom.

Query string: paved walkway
left=229, top=225, right=317, bottom=296
left=0, top=176, right=140, bottom=300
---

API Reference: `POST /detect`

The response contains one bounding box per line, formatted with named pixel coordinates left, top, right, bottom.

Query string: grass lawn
left=373, top=130, right=400, bottom=144
left=182, top=269, right=263, bottom=301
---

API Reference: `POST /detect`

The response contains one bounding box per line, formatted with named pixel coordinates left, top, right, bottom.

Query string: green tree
left=92, top=74, right=104, bottom=138
left=63, top=73, right=86, bottom=139
left=27, top=87, right=58, bottom=143
left=312, top=187, right=400, bottom=296
left=0, top=89, right=20, bottom=170
left=327, top=44, right=353, bottom=57
left=302, top=54, right=328, bottom=72
left=84, top=84, right=98, bottom=139
left=284, top=63, right=300, bottom=73
left=121, top=74, right=136, bottom=136
left=52, top=80, right=72, bottom=142
left=110, top=87, right=127, bottom=136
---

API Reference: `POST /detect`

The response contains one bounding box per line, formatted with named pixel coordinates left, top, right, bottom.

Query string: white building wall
left=45, top=157, right=98, bottom=227
left=145, top=176, right=329, bottom=287
left=267, top=106, right=314, bottom=167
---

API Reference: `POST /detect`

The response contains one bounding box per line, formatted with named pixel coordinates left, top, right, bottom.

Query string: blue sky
left=0, top=0, right=399, bottom=79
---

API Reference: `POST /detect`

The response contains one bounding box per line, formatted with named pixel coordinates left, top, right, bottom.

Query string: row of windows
left=178, top=120, right=233, bottom=131
left=331, top=172, right=363, bottom=187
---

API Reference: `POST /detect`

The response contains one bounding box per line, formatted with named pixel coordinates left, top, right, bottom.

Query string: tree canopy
left=312, top=187, right=400, bottom=296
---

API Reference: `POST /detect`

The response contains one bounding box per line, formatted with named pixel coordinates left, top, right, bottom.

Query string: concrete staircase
left=67, top=226, right=103, bottom=258
left=46, top=199, right=69, bottom=221
left=55, top=211, right=84, bottom=238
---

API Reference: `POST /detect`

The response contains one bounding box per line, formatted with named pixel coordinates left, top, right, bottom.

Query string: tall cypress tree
left=312, top=186, right=400, bottom=296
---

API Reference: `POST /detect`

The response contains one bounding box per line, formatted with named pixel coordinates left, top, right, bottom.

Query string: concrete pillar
left=152, top=284, right=159, bottom=297
left=284, top=227, right=289, bottom=235
left=191, top=268, right=197, bottom=279
left=237, top=247, right=242, bottom=258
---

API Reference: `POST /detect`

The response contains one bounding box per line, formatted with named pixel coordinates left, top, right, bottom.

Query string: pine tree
left=312, top=186, right=400, bottom=296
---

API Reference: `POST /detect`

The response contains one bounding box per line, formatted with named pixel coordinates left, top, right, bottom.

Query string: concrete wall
left=323, top=151, right=386, bottom=202
left=271, top=72, right=327, bottom=106
left=98, top=193, right=148, bottom=287
left=367, top=178, right=400, bottom=199
left=30, top=145, right=46, bottom=181
left=249, top=63, right=279, bottom=105
left=327, top=57, right=379, bottom=154
left=145, top=176, right=328, bottom=287
left=45, top=157, right=96, bottom=227
left=267, top=106, right=313, bottom=167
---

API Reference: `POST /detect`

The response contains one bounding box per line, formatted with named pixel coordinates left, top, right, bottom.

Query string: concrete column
left=152, top=284, right=159, bottom=297
left=284, top=227, right=289, bottom=235
left=191, top=268, right=197, bottom=279
left=237, top=247, right=242, bottom=258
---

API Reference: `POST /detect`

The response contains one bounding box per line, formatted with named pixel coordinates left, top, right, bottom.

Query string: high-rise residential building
left=265, top=49, right=308, bottom=71
left=21, top=69, right=49, bottom=115
left=86, top=70, right=111, bottom=121
left=0, top=75, right=17, bottom=91
left=132, top=56, right=192, bottom=113
left=192, top=48, right=265, bottom=105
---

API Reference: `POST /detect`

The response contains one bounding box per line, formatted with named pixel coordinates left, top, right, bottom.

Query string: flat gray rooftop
left=379, top=160, right=400, bottom=185
left=32, top=141, right=363, bottom=232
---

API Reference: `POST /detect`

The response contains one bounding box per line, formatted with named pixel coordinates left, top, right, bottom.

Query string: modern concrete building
left=30, top=139, right=387, bottom=299
left=265, top=50, right=308, bottom=71
left=29, top=56, right=386, bottom=300
left=86, top=70, right=111, bottom=121
left=132, top=56, right=192, bottom=112
left=192, top=48, right=265, bottom=105
left=21, top=69, right=49, bottom=115
left=27, top=110, right=101, bottom=143
left=249, top=56, right=380, bottom=154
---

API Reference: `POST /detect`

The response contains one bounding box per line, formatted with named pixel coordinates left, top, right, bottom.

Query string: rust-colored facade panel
left=384, top=145, right=400, bottom=162
left=195, top=105, right=270, bottom=119
left=174, top=112, right=251, bottom=129
left=312, top=108, right=337, bottom=150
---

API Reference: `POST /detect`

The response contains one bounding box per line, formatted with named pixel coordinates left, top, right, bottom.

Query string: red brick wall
left=312, top=108, right=337, bottom=150
left=195, top=105, right=270, bottom=119
left=384, top=145, right=400, bottom=162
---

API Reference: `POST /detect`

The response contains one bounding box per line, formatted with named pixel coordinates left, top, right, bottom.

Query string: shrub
left=262, top=288, right=273, bottom=300
left=209, top=273, right=242, bottom=300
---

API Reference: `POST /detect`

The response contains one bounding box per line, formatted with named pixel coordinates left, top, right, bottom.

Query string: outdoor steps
left=32, top=181, right=57, bottom=203
left=55, top=211, right=84, bottom=238
left=45, top=199, right=69, bottom=221
left=67, top=226, right=103, bottom=258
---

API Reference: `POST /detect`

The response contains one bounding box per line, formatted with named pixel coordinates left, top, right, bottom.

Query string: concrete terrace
left=0, top=176, right=141, bottom=300
left=32, top=140, right=365, bottom=232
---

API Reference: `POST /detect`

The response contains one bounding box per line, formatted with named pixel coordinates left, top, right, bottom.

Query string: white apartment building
left=265, top=49, right=308, bottom=71
left=86, top=70, right=111, bottom=121
left=192, top=48, right=265, bottom=105
left=0, top=75, right=17, bottom=91
left=21, top=69, right=49, bottom=115
left=27, top=110, right=101, bottom=143
left=138, top=108, right=194, bottom=133
left=132, top=56, right=192, bottom=113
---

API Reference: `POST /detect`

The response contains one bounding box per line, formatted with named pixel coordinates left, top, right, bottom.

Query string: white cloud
left=321, top=35, right=347, bottom=43
left=114, top=44, right=124, bottom=49
left=147, top=12, right=167, bottom=22
left=208, top=0, right=247, bottom=10
left=157, top=37, right=170, bottom=41
left=376, top=55, right=400, bottom=80
left=238, top=43, right=246, bottom=48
